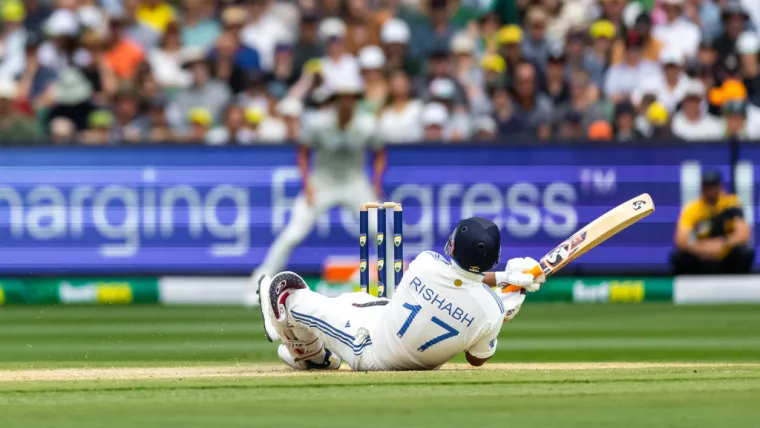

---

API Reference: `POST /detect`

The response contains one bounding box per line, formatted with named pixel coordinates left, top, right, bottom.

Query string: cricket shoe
left=256, top=274, right=280, bottom=342
left=278, top=344, right=342, bottom=371
left=258, top=271, right=308, bottom=339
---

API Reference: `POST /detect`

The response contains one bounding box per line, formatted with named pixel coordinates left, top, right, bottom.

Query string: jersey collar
left=449, top=259, right=486, bottom=283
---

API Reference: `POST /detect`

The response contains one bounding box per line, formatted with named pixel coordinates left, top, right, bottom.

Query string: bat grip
left=503, top=264, right=543, bottom=293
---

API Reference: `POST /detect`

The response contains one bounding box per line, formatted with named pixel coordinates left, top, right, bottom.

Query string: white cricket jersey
left=300, top=107, right=383, bottom=182
left=368, top=251, right=505, bottom=370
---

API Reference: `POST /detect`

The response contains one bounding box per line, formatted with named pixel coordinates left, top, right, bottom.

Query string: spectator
left=671, top=80, right=724, bottom=140
left=46, top=67, right=96, bottom=131
left=604, top=30, right=662, bottom=103
left=543, top=48, right=571, bottom=106
left=598, top=0, right=628, bottom=31
left=265, top=43, right=299, bottom=98
left=206, top=104, right=255, bottom=145
left=80, top=109, right=114, bottom=144
left=148, top=21, right=190, bottom=89
left=421, top=102, right=448, bottom=141
left=451, top=33, right=485, bottom=110
left=0, top=79, right=41, bottom=143
left=611, top=13, right=664, bottom=66
left=344, top=0, right=381, bottom=55
left=186, top=107, right=212, bottom=142
left=544, top=0, right=588, bottom=44
left=0, top=1, right=27, bottom=79
left=277, top=97, right=303, bottom=140
left=557, top=110, right=586, bottom=139
left=552, top=71, right=607, bottom=134
left=111, top=85, right=145, bottom=142
left=522, top=6, right=551, bottom=68
left=293, top=12, right=323, bottom=76
left=415, top=50, right=467, bottom=106
left=245, top=107, right=266, bottom=140
left=722, top=98, right=759, bottom=139
left=49, top=117, right=76, bottom=144
left=714, top=1, right=750, bottom=65
left=512, top=62, right=553, bottom=139
left=210, top=8, right=261, bottom=73
left=561, top=29, right=595, bottom=87
left=380, top=18, right=421, bottom=77
left=78, top=31, right=118, bottom=105
left=260, top=106, right=291, bottom=143
left=16, top=34, right=58, bottom=108
left=496, top=25, right=526, bottom=79
left=478, top=54, right=506, bottom=114
left=379, top=70, right=423, bottom=143
left=167, top=48, right=231, bottom=132
left=136, top=0, right=175, bottom=34
left=634, top=50, right=690, bottom=112
left=472, top=116, right=498, bottom=141
left=612, top=100, right=640, bottom=140
left=358, top=45, right=388, bottom=114
left=103, top=16, right=146, bottom=80
left=476, top=11, right=502, bottom=55
left=586, top=20, right=616, bottom=87
left=736, top=31, right=760, bottom=106
left=23, top=0, right=53, bottom=33
left=587, top=119, right=613, bottom=140
left=671, top=169, right=754, bottom=274
left=696, top=38, right=719, bottom=69
left=643, top=101, right=675, bottom=139
left=120, top=0, right=161, bottom=50
left=180, top=0, right=220, bottom=50
left=38, top=9, right=80, bottom=69
left=685, top=0, right=723, bottom=41
left=409, top=0, right=458, bottom=59
left=319, top=18, right=361, bottom=91
left=144, top=96, right=174, bottom=141
left=240, top=0, right=289, bottom=71
left=489, top=79, right=522, bottom=137
left=430, top=77, right=472, bottom=140
left=653, top=0, right=701, bottom=60
left=207, top=32, right=247, bottom=94
left=237, top=72, right=270, bottom=113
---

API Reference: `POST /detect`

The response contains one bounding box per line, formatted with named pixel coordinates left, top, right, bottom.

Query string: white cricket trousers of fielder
left=286, top=289, right=393, bottom=371
left=254, top=172, right=378, bottom=278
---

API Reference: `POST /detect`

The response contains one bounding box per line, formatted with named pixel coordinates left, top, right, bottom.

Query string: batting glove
left=496, top=257, right=546, bottom=292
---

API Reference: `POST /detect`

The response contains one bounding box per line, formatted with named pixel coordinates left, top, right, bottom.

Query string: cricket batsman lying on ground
left=257, top=216, right=545, bottom=371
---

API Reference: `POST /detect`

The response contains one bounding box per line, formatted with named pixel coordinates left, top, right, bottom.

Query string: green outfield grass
left=1, top=303, right=759, bottom=367
left=2, top=365, right=760, bottom=427
left=1, top=304, right=759, bottom=427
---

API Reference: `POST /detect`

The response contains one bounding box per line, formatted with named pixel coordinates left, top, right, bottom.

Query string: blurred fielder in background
left=257, top=217, right=545, bottom=371
left=671, top=169, right=754, bottom=274
left=246, top=75, right=386, bottom=306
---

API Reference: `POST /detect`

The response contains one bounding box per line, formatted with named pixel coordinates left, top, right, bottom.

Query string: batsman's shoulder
left=409, top=251, right=450, bottom=270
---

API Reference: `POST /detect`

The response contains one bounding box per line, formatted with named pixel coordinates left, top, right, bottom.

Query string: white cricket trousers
left=286, top=289, right=393, bottom=371
left=254, top=172, right=378, bottom=279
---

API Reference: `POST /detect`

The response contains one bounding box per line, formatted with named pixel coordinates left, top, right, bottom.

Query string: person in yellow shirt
left=136, top=0, right=175, bottom=33
left=671, top=170, right=754, bottom=274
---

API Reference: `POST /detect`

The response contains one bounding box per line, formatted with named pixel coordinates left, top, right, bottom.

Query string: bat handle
left=502, top=264, right=543, bottom=293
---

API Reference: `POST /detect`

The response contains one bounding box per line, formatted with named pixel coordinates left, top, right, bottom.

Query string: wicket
left=359, top=202, right=403, bottom=298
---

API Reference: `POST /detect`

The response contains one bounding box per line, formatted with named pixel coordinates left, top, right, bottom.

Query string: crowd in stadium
left=0, top=0, right=758, bottom=144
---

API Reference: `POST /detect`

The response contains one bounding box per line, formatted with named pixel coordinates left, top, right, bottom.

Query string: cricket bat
left=504, top=193, right=655, bottom=291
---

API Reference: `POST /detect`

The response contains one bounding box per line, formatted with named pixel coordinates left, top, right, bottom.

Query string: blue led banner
left=0, top=144, right=735, bottom=274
